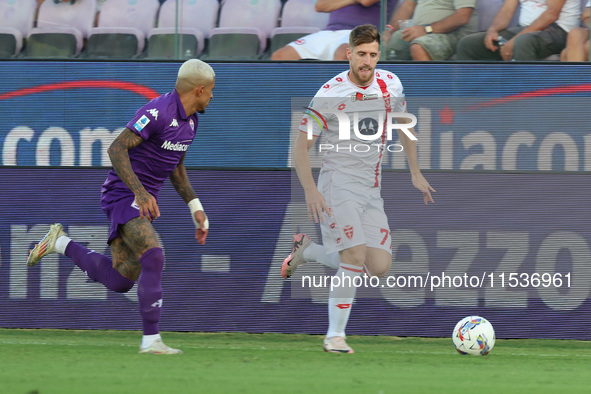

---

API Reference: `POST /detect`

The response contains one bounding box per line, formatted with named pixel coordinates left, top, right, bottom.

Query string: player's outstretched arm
left=398, top=127, right=436, bottom=205
left=108, top=128, right=160, bottom=220
left=293, top=131, right=330, bottom=222
left=169, top=153, right=208, bottom=245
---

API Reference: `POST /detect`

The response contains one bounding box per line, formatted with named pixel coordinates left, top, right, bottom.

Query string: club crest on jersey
left=189, top=119, right=195, bottom=131
left=344, top=225, right=354, bottom=240
left=351, top=92, right=378, bottom=102
left=133, top=115, right=150, bottom=132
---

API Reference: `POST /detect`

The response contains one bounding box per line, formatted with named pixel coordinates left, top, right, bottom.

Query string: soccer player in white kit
left=282, top=24, right=435, bottom=353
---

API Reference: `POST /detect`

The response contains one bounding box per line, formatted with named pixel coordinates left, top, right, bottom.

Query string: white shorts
left=288, top=30, right=351, bottom=60
left=318, top=170, right=392, bottom=254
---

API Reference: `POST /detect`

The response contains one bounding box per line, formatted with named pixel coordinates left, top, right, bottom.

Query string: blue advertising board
left=0, top=61, right=590, bottom=170
left=1, top=168, right=589, bottom=339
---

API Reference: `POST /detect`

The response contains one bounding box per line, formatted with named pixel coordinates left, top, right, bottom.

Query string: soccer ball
left=452, top=316, right=495, bottom=356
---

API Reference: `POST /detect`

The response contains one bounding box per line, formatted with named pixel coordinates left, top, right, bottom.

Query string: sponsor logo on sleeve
left=133, top=115, right=150, bottom=132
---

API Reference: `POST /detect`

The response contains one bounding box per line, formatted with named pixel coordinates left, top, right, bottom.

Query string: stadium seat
left=84, top=0, right=160, bottom=59
left=0, top=0, right=36, bottom=58
left=24, top=0, right=96, bottom=58
left=205, top=0, right=281, bottom=60
left=147, top=0, right=219, bottom=59
left=269, top=0, right=329, bottom=54
left=278, top=0, right=329, bottom=29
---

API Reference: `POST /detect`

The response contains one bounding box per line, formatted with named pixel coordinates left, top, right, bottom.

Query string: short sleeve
left=453, top=0, right=477, bottom=10
left=393, top=86, right=407, bottom=113
left=383, top=72, right=407, bottom=113
left=299, top=96, right=328, bottom=137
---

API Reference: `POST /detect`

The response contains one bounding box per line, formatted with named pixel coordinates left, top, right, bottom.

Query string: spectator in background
left=382, top=0, right=477, bottom=60
left=561, top=0, right=590, bottom=61
left=456, top=0, right=581, bottom=61
left=271, top=0, right=398, bottom=61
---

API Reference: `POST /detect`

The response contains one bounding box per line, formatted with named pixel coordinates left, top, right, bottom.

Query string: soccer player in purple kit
left=26, top=59, right=215, bottom=354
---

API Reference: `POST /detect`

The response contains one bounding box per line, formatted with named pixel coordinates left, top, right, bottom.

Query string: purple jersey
left=101, top=90, right=197, bottom=201
left=325, top=0, right=398, bottom=31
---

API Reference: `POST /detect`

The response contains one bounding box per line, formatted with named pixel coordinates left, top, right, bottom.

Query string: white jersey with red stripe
left=300, top=69, right=406, bottom=187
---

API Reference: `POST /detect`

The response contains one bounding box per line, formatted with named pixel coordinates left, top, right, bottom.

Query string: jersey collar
left=346, top=70, right=375, bottom=90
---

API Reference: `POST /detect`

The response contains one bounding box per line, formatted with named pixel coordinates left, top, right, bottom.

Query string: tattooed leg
left=110, top=237, right=142, bottom=281
left=118, top=217, right=161, bottom=256
left=119, top=217, right=165, bottom=335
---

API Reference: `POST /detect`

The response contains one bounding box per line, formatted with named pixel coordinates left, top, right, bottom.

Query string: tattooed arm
left=170, top=153, right=208, bottom=245
left=107, top=128, right=160, bottom=220
left=169, top=152, right=198, bottom=203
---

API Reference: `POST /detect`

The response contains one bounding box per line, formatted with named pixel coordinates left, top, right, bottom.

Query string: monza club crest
left=344, top=225, right=354, bottom=240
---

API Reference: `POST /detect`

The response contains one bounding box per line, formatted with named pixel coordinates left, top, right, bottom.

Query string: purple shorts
left=101, top=195, right=141, bottom=244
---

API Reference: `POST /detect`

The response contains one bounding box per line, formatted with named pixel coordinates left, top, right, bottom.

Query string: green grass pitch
left=1, top=328, right=590, bottom=393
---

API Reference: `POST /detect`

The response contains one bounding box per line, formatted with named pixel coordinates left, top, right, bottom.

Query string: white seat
left=156, top=0, right=218, bottom=38
left=280, top=0, right=329, bottom=29
left=147, top=27, right=203, bottom=58
left=0, top=27, right=23, bottom=57
left=36, top=0, right=97, bottom=37
left=0, top=0, right=36, bottom=55
left=26, top=26, right=84, bottom=57
left=269, top=0, right=329, bottom=55
left=146, top=0, right=218, bottom=58
left=24, top=0, right=96, bottom=57
left=87, top=0, right=160, bottom=57
left=208, top=0, right=281, bottom=58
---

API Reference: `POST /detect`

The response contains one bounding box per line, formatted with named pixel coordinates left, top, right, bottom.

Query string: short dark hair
left=349, top=24, right=380, bottom=48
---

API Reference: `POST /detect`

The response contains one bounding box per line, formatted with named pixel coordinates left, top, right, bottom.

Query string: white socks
left=303, top=243, right=341, bottom=269
left=301, top=242, right=367, bottom=338
left=54, top=235, right=72, bottom=255
left=141, top=333, right=161, bottom=348
left=326, top=263, right=363, bottom=338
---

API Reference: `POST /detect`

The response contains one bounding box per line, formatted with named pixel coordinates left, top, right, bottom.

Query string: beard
left=352, top=67, right=374, bottom=85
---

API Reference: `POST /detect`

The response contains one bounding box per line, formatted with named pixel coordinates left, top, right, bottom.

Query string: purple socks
left=137, top=247, right=165, bottom=336
left=65, top=241, right=135, bottom=293
left=65, top=242, right=165, bottom=336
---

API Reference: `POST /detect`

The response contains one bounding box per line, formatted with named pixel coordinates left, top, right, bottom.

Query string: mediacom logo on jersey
left=304, top=109, right=417, bottom=153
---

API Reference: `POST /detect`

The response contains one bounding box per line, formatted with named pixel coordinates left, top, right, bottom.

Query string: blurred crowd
left=0, top=0, right=587, bottom=61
